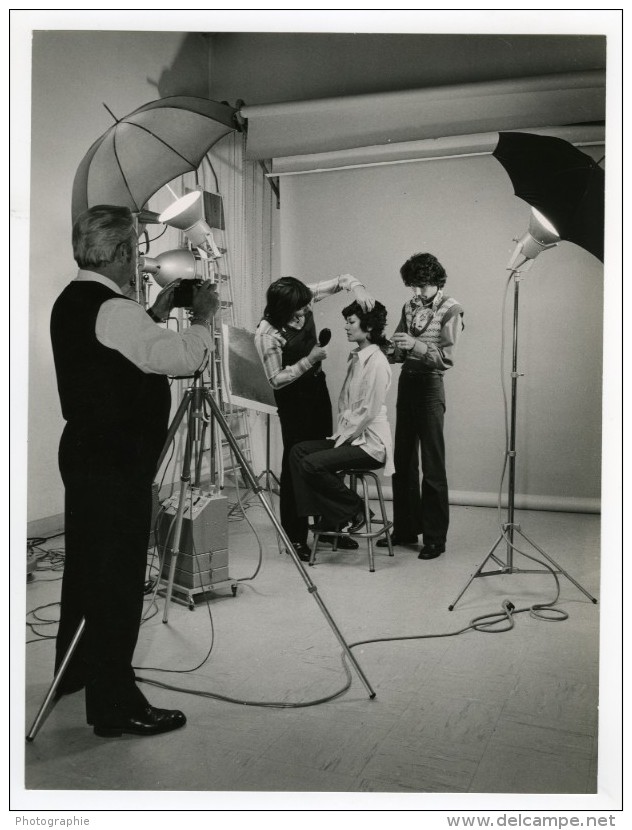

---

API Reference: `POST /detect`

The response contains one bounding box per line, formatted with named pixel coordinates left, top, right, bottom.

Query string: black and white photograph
left=10, top=8, right=623, bottom=821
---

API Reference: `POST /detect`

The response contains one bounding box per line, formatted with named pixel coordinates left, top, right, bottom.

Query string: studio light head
left=139, top=249, right=204, bottom=309
left=140, top=248, right=200, bottom=286
left=159, top=191, right=223, bottom=259
left=507, top=208, right=560, bottom=271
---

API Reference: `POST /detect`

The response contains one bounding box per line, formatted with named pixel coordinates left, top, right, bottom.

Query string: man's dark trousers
left=391, top=370, right=449, bottom=544
left=56, top=433, right=156, bottom=723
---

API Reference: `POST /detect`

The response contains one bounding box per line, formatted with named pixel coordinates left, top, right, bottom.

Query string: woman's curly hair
left=341, top=300, right=389, bottom=347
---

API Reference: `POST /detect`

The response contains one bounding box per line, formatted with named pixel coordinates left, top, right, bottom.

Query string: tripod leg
left=448, top=535, right=505, bottom=611
left=515, top=528, right=598, bottom=604
left=162, top=400, right=197, bottom=622
left=203, top=391, right=377, bottom=699
left=156, top=388, right=194, bottom=472
left=26, top=618, right=86, bottom=742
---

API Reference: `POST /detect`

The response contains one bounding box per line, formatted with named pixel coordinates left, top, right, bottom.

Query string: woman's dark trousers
left=274, top=372, right=333, bottom=545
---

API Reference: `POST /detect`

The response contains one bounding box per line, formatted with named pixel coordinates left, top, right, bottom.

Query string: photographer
left=50, top=204, right=219, bottom=737
left=255, top=275, right=375, bottom=560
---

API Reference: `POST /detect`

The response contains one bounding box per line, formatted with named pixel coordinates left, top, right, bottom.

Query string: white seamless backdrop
left=277, top=150, right=604, bottom=509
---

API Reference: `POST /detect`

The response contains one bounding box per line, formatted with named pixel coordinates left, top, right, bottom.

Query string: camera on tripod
left=172, top=279, right=204, bottom=309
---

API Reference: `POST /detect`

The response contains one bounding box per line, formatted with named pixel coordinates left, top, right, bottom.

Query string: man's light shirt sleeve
left=96, top=299, right=213, bottom=376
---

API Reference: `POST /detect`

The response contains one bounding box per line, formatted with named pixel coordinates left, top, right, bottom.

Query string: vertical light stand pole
left=504, top=269, right=521, bottom=567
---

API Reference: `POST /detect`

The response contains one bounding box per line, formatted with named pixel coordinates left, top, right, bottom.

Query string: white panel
left=242, top=71, right=605, bottom=160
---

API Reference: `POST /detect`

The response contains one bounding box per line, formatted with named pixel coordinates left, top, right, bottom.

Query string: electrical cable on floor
left=27, top=544, right=65, bottom=582
left=136, top=508, right=217, bottom=675
left=26, top=522, right=576, bottom=706
left=134, top=536, right=570, bottom=709
left=135, top=577, right=565, bottom=709
left=224, top=441, right=265, bottom=583
left=26, top=601, right=62, bottom=644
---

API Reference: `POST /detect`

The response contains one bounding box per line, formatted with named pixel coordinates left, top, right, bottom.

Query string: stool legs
left=360, top=474, right=375, bottom=572
left=309, top=470, right=393, bottom=572
left=371, top=470, right=394, bottom=558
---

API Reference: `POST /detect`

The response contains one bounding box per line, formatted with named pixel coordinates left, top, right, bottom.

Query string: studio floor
left=21, top=495, right=604, bottom=807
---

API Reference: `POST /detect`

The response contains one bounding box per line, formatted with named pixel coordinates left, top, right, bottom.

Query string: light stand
left=449, top=211, right=598, bottom=611
left=255, top=413, right=281, bottom=495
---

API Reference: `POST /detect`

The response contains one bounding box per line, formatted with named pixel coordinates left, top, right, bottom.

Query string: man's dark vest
left=51, top=281, right=170, bottom=478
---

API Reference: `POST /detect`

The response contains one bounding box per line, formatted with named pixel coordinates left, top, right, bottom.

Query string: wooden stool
left=309, top=469, right=394, bottom=572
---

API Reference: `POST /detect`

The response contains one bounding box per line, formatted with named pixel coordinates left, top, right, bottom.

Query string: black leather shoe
left=341, top=513, right=365, bottom=534
left=342, top=509, right=375, bottom=534
left=376, top=535, right=417, bottom=548
left=319, top=534, right=359, bottom=550
left=418, top=543, right=446, bottom=560
left=92, top=705, right=186, bottom=738
left=289, top=542, right=312, bottom=562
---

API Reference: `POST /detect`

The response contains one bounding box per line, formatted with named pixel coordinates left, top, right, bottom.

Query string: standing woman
left=255, top=274, right=375, bottom=560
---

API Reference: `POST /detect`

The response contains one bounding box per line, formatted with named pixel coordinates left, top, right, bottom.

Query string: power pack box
left=156, top=491, right=228, bottom=556
left=156, top=491, right=231, bottom=591
left=166, top=560, right=230, bottom=590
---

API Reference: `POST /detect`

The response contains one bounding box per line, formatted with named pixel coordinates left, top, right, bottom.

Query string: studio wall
left=25, top=29, right=605, bottom=528
left=278, top=152, right=604, bottom=509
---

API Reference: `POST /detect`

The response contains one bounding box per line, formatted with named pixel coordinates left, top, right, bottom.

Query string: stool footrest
left=309, top=467, right=393, bottom=571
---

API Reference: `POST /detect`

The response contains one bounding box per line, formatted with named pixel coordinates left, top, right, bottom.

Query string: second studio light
left=158, top=191, right=222, bottom=259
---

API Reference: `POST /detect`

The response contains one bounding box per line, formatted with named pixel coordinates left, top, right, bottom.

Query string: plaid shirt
left=255, top=274, right=363, bottom=389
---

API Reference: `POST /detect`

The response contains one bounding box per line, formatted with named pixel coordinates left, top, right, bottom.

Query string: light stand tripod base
left=449, top=526, right=597, bottom=611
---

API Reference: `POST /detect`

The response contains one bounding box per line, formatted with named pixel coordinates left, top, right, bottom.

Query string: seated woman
left=290, top=300, right=394, bottom=535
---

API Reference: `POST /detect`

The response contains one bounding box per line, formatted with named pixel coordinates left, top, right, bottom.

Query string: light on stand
left=507, top=208, right=560, bottom=271
left=140, top=249, right=201, bottom=286
left=159, top=191, right=223, bottom=259
left=449, top=202, right=596, bottom=611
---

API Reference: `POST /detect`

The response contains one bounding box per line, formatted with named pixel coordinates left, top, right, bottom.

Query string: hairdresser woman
left=255, top=274, right=375, bottom=561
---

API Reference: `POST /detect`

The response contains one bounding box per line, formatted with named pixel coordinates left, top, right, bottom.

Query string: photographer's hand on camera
left=190, top=281, right=220, bottom=326
left=148, top=281, right=179, bottom=323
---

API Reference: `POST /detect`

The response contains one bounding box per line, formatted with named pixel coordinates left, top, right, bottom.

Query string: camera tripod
left=448, top=267, right=598, bottom=611
left=26, top=371, right=375, bottom=741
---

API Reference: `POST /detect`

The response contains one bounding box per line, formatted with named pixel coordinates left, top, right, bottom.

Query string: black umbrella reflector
left=493, top=132, right=604, bottom=262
